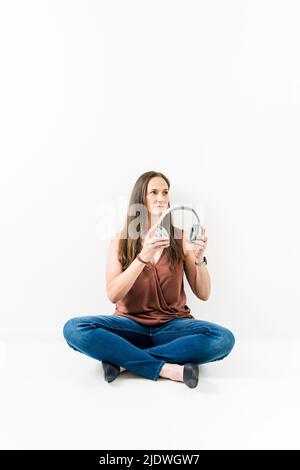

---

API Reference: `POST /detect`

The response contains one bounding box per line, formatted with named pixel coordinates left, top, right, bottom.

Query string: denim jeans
left=63, top=315, right=235, bottom=381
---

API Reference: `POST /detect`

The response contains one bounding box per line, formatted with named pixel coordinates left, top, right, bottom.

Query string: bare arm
left=183, top=230, right=211, bottom=301
left=105, top=234, right=146, bottom=303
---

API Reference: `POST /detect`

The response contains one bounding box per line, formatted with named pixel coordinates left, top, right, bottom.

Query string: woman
left=63, top=170, right=235, bottom=388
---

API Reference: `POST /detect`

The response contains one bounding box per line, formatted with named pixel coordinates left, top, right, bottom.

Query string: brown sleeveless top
left=113, top=234, right=195, bottom=326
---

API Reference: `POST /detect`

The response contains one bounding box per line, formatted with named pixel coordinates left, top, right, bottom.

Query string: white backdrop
left=1, top=0, right=300, bottom=344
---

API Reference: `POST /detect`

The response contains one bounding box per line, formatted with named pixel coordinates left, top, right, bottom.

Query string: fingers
left=150, top=237, right=169, bottom=246
left=191, top=239, right=205, bottom=245
left=200, top=225, right=207, bottom=243
left=192, top=225, right=207, bottom=248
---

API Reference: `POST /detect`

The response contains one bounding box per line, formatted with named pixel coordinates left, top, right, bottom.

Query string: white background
left=1, top=0, right=300, bottom=450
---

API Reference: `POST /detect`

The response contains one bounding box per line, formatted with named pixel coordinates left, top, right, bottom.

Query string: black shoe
left=102, top=361, right=120, bottom=383
left=183, top=363, right=199, bottom=388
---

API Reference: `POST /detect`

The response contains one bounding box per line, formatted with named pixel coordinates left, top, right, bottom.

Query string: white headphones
left=154, top=204, right=201, bottom=243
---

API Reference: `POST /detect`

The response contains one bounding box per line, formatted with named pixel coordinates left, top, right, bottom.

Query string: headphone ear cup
left=189, top=226, right=195, bottom=242
left=154, top=226, right=169, bottom=238
left=190, top=224, right=200, bottom=242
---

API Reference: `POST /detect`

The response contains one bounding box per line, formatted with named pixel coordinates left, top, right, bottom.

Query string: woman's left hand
left=190, top=225, right=208, bottom=261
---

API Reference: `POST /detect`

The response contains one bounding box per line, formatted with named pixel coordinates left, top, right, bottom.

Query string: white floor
left=1, top=333, right=300, bottom=450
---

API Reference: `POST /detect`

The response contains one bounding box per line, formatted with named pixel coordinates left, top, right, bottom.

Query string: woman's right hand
left=139, top=224, right=170, bottom=263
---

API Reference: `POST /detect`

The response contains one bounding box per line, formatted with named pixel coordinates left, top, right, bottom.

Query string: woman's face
left=145, top=176, right=170, bottom=216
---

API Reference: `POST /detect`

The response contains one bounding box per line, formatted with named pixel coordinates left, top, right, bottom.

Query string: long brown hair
left=118, top=171, right=184, bottom=272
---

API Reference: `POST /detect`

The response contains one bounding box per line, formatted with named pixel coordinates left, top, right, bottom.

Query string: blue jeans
left=63, top=315, right=235, bottom=381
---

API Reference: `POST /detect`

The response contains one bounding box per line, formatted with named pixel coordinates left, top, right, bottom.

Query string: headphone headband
left=156, top=204, right=200, bottom=225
